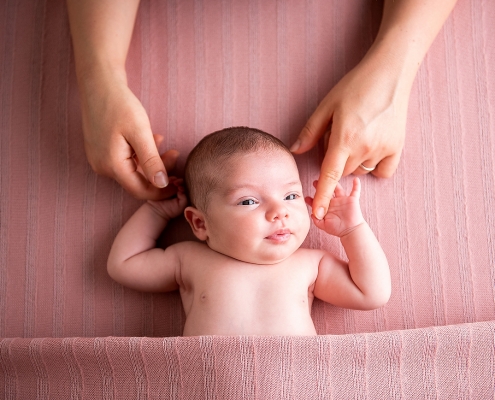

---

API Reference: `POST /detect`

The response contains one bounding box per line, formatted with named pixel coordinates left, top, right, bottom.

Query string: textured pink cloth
left=1, top=0, right=495, bottom=397
left=1, top=322, right=495, bottom=399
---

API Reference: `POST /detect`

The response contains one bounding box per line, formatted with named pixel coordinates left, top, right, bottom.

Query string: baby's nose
left=266, top=203, right=289, bottom=221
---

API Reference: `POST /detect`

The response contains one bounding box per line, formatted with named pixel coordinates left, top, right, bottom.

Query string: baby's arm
left=307, top=178, right=391, bottom=310
left=107, top=181, right=187, bottom=292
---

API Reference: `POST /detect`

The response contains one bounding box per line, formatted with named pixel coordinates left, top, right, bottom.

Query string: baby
left=107, top=127, right=391, bottom=336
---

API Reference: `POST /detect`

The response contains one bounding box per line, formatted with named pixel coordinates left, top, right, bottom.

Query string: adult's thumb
left=132, top=134, right=169, bottom=188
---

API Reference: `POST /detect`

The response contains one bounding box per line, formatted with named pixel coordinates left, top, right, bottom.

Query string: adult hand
left=79, top=70, right=178, bottom=200
left=290, top=58, right=409, bottom=219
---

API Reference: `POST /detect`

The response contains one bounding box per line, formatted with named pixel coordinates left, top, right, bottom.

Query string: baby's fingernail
left=154, top=171, right=168, bottom=188
left=289, top=139, right=301, bottom=152
left=315, top=207, right=325, bottom=220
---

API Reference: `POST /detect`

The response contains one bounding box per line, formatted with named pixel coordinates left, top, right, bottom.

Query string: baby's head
left=184, top=127, right=311, bottom=265
left=185, top=127, right=292, bottom=211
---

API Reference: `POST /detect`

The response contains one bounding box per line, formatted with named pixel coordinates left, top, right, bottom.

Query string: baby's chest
left=183, top=259, right=318, bottom=303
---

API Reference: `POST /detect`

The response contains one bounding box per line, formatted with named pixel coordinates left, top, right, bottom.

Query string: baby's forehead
left=222, top=147, right=294, bottom=165
left=215, top=150, right=301, bottom=190
left=221, top=148, right=295, bottom=170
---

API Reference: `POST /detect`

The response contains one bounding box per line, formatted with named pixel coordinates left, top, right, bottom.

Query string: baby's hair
left=185, top=126, right=292, bottom=212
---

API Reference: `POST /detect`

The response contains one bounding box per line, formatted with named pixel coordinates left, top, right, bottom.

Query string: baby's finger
left=177, top=190, right=187, bottom=202
left=168, top=176, right=183, bottom=187
left=179, top=194, right=189, bottom=211
left=349, top=177, right=361, bottom=198
left=153, top=134, right=165, bottom=150
left=305, top=196, right=314, bottom=207
left=333, top=182, right=345, bottom=198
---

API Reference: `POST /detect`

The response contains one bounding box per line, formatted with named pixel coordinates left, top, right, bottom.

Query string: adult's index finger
left=312, top=148, right=348, bottom=219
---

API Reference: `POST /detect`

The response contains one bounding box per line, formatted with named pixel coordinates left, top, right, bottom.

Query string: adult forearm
left=366, top=0, right=458, bottom=88
left=66, top=0, right=140, bottom=82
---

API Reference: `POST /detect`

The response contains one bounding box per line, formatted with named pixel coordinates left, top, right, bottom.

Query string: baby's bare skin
left=108, top=148, right=391, bottom=336
left=175, top=242, right=322, bottom=336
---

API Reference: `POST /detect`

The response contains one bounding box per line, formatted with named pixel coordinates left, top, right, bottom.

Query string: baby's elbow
left=107, top=259, right=122, bottom=283
left=369, top=287, right=391, bottom=310
left=359, top=287, right=391, bottom=311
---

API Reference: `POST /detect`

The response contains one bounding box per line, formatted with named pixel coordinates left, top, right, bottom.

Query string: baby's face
left=203, top=150, right=311, bottom=264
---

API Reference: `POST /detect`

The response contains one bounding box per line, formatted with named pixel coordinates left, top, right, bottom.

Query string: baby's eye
left=238, top=199, right=257, bottom=206
left=285, top=193, right=299, bottom=200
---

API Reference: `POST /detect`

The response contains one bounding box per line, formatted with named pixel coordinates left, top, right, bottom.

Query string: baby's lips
left=265, top=228, right=291, bottom=240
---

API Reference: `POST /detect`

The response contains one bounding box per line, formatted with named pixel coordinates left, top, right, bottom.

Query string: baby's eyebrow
left=283, top=181, right=302, bottom=189
left=222, top=183, right=257, bottom=196
left=223, top=181, right=301, bottom=196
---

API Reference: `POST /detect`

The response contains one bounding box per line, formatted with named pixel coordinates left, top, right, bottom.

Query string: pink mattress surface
left=1, top=0, right=495, bottom=398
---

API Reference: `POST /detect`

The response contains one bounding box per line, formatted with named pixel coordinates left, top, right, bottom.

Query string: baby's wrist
left=338, top=220, right=366, bottom=239
left=146, top=201, right=173, bottom=221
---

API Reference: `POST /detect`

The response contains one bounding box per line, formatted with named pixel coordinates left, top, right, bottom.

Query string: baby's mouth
left=265, top=229, right=291, bottom=241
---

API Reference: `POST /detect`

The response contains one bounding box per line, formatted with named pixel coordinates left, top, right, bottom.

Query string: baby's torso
left=175, top=242, right=323, bottom=336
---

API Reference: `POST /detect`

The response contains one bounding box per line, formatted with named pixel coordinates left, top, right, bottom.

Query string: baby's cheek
left=302, top=214, right=311, bottom=236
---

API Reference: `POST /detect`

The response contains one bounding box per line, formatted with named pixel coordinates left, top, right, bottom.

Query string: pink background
left=1, top=0, right=495, bottom=397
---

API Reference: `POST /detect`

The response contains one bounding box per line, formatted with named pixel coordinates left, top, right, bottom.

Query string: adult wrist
left=75, top=63, right=129, bottom=107
left=76, top=62, right=128, bottom=92
left=365, top=27, right=424, bottom=91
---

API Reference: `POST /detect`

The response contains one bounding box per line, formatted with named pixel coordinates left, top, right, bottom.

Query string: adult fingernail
left=315, top=207, right=325, bottom=220
left=154, top=171, right=168, bottom=188
left=289, top=139, right=301, bottom=152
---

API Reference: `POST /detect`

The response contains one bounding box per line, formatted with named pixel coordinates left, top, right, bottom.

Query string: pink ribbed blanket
left=1, top=0, right=495, bottom=398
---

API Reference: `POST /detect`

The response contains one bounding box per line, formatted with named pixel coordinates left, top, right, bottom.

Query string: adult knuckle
left=140, top=154, right=161, bottom=170
left=361, top=141, right=373, bottom=154
left=339, top=119, right=364, bottom=145
left=87, top=159, right=100, bottom=173
left=118, top=177, right=148, bottom=200
left=300, top=124, right=317, bottom=141
left=131, top=189, right=149, bottom=200
left=321, top=169, right=341, bottom=184
left=88, top=159, right=107, bottom=176
left=347, top=128, right=363, bottom=146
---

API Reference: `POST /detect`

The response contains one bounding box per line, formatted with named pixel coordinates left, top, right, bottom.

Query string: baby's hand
left=306, top=177, right=365, bottom=237
left=147, top=178, right=188, bottom=220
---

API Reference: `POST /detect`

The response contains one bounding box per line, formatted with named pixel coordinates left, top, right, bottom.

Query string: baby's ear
left=184, top=206, right=208, bottom=241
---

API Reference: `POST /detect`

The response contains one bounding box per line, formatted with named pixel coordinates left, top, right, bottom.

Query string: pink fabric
left=1, top=323, right=495, bottom=399
left=1, top=0, right=495, bottom=397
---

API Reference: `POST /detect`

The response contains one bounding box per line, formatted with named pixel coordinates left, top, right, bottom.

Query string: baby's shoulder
left=170, top=240, right=210, bottom=256
left=169, top=240, right=226, bottom=265
left=293, top=247, right=327, bottom=263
